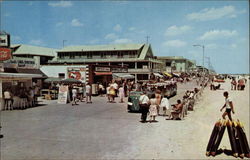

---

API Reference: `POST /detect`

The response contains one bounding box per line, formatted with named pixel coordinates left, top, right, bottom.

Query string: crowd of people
left=3, top=85, right=40, bottom=110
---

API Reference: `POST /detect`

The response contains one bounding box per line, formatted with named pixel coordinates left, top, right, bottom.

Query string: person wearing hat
left=139, top=91, right=149, bottom=123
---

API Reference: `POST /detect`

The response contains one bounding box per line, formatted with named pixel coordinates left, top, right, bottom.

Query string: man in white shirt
left=139, top=91, right=149, bottom=123
left=220, top=91, right=234, bottom=121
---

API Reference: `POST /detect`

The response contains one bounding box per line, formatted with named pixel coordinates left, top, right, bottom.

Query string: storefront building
left=48, top=43, right=163, bottom=82
left=157, top=56, right=196, bottom=74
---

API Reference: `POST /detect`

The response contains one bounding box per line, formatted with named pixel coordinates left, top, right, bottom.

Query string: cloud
left=56, top=22, right=63, bottom=27
left=162, top=40, right=187, bottom=47
left=12, top=35, right=21, bottom=41
left=48, top=1, right=73, bottom=7
left=114, top=24, right=122, bottom=32
left=89, top=39, right=99, bottom=44
left=105, top=33, right=118, bottom=40
left=187, top=6, right=237, bottom=21
left=113, top=38, right=132, bottom=44
left=206, top=43, right=217, bottom=49
left=199, top=30, right=238, bottom=40
left=231, top=44, right=237, bottom=48
left=165, top=25, right=191, bottom=36
left=29, top=39, right=45, bottom=46
left=71, top=19, right=84, bottom=27
left=129, top=27, right=136, bottom=31
left=4, top=13, right=10, bottom=17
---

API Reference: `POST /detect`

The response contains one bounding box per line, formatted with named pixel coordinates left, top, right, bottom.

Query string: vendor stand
left=0, top=72, right=43, bottom=110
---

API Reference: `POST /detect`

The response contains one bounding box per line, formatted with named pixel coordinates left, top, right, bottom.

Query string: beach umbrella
left=61, top=78, right=82, bottom=84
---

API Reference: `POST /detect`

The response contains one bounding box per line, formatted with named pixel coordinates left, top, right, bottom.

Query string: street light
left=193, top=44, right=205, bottom=76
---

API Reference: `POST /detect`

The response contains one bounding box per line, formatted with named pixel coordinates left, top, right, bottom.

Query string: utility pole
left=63, top=40, right=67, bottom=48
left=145, top=36, right=150, bottom=44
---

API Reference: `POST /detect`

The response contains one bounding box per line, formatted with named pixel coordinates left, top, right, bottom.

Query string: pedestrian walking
left=139, top=91, right=149, bottom=123
left=106, top=84, right=111, bottom=102
left=118, top=85, right=125, bottom=103
left=109, top=86, right=116, bottom=103
left=71, top=87, right=78, bottom=106
left=86, top=83, right=92, bottom=103
left=220, top=91, right=235, bottom=121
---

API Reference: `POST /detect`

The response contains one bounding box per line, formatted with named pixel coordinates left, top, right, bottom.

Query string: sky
left=0, top=0, right=249, bottom=74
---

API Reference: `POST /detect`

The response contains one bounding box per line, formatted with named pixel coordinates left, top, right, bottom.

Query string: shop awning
left=94, top=72, right=112, bottom=76
left=163, top=72, right=172, bottom=77
left=113, top=73, right=135, bottom=79
left=153, top=73, right=163, bottom=78
left=0, top=72, right=43, bottom=78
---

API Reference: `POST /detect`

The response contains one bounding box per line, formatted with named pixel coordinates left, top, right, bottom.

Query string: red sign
left=0, top=48, right=11, bottom=61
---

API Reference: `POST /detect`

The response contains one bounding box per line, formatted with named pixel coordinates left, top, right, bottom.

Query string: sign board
left=3, top=59, right=37, bottom=69
left=57, top=85, right=68, bottom=104
left=112, top=67, right=128, bottom=73
left=67, top=67, right=86, bottom=83
left=95, top=67, right=110, bottom=72
left=0, top=48, right=11, bottom=61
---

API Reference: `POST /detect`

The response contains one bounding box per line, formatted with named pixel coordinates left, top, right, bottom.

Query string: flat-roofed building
left=49, top=43, right=163, bottom=82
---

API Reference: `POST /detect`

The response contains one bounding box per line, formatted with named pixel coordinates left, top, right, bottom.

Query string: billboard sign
left=67, top=67, right=87, bottom=83
left=0, top=48, right=11, bottom=61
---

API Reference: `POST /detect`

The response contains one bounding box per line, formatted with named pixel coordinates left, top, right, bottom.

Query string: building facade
left=157, top=56, right=196, bottom=73
left=49, top=43, right=163, bottom=82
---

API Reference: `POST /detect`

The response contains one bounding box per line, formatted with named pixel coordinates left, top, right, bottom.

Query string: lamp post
left=193, top=44, right=205, bottom=77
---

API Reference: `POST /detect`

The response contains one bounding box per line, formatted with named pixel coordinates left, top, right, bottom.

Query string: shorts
left=226, top=108, right=231, bottom=113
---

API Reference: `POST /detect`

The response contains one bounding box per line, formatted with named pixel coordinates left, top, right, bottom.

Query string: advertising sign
left=112, top=67, right=128, bottom=73
left=3, top=59, right=37, bottom=69
left=67, top=67, right=86, bottom=83
left=57, top=85, right=68, bottom=104
left=95, top=67, right=110, bottom=72
left=0, top=48, right=11, bottom=61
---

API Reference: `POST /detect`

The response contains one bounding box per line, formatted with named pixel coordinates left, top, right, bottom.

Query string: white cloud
left=12, top=35, right=21, bottom=41
left=165, top=25, right=191, bottom=36
left=206, top=43, right=217, bottom=49
left=199, top=30, right=238, bottom=40
left=129, top=27, right=136, bottom=31
left=71, top=19, right=84, bottom=27
left=231, top=44, right=237, bottom=48
left=105, top=33, right=118, bottom=40
left=48, top=1, right=73, bottom=7
left=113, top=24, right=122, bottom=32
left=162, top=40, right=187, bottom=47
left=113, top=38, right=132, bottom=44
left=89, top=39, right=99, bottom=44
left=187, top=6, right=237, bottom=21
left=4, top=13, right=10, bottom=17
left=29, top=39, right=45, bottom=46
left=56, top=22, right=63, bottom=27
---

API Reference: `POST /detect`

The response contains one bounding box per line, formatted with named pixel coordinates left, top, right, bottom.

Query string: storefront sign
left=58, top=85, right=68, bottom=104
left=112, top=67, right=128, bottom=73
left=67, top=67, right=86, bottom=83
left=95, top=67, right=110, bottom=72
left=0, top=48, right=11, bottom=61
left=3, top=59, right=37, bottom=69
